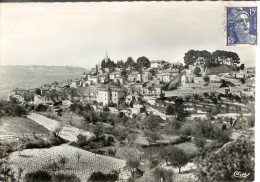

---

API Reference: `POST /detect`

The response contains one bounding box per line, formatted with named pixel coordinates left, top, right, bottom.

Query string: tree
left=53, top=123, right=63, bottom=137
left=143, top=115, right=162, bottom=131
left=203, top=76, right=210, bottom=84
left=136, top=56, right=150, bottom=68
left=55, top=173, right=81, bottom=182
left=35, top=88, right=41, bottom=95
left=240, top=63, right=245, bottom=70
left=196, top=137, right=254, bottom=181
left=153, top=167, right=174, bottom=182
left=184, top=50, right=198, bottom=66
left=58, top=156, right=69, bottom=169
left=168, top=147, right=189, bottom=173
left=101, top=59, right=106, bottom=68
left=0, top=153, right=16, bottom=182
left=126, top=157, right=140, bottom=179
left=88, top=172, right=118, bottom=182
left=166, top=104, right=175, bottom=116
left=14, top=105, right=27, bottom=117
left=194, top=67, right=201, bottom=77
left=159, top=146, right=173, bottom=165
left=194, top=137, right=206, bottom=150
left=125, top=57, right=135, bottom=68
left=75, top=151, right=82, bottom=163
left=24, top=170, right=52, bottom=182
left=240, top=78, right=246, bottom=84
left=173, top=98, right=190, bottom=121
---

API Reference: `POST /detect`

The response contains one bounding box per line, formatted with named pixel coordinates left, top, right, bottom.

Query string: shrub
left=153, top=167, right=174, bottom=182
left=149, top=155, right=161, bottom=169
left=55, top=173, right=81, bottom=182
left=25, top=140, right=51, bottom=149
left=24, top=170, right=52, bottom=182
left=172, top=120, right=182, bottom=130
left=107, top=136, right=115, bottom=143
left=194, top=137, right=206, bottom=150
left=88, top=171, right=118, bottom=182
left=76, top=134, right=87, bottom=147
left=180, top=126, right=193, bottom=136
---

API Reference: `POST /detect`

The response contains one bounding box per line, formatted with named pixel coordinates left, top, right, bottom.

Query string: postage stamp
left=226, top=7, right=257, bottom=46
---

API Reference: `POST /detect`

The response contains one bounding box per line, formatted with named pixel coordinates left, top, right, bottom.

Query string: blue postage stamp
left=226, top=7, right=257, bottom=46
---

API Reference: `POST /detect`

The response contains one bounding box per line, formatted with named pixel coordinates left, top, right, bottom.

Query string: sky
left=0, top=1, right=257, bottom=68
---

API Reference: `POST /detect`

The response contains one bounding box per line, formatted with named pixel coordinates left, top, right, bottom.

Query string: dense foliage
left=0, top=98, right=27, bottom=118
left=184, top=50, right=240, bottom=67
left=196, top=137, right=254, bottom=181
left=88, top=171, right=118, bottom=182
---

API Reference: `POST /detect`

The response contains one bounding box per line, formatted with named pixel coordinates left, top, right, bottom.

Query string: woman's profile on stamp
left=227, top=7, right=257, bottom=45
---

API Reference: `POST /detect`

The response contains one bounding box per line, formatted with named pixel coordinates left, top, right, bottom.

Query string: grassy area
left=27, top=113, right=93, bottom=142
left=9, top=144, right=127, bottom=182
left=175, top=142, right=198, bottom=155
left=0, top=116, right=49, bottom=135
left=39, top=110, right=85, bottom=128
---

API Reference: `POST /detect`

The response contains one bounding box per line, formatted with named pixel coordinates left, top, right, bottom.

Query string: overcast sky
left=0, top=1, right=256, bottom=68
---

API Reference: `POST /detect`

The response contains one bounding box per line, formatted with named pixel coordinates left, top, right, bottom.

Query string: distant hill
left=0, top=65, right=88, bottom=99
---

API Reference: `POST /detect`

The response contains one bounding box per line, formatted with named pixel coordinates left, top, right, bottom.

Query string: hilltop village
left=10, top=51, right=255, bottom=113
left=1, top=50, right=255, bottom=182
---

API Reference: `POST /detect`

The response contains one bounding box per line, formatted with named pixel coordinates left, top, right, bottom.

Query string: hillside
left=206, top=64, right=237, bottom=75
left=0, top=65, right=88, bottom=99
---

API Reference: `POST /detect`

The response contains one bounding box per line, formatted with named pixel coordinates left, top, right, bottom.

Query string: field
left=0, top=116, right=49, bottom=136
left=9, top=144, right=128, bottom=181
left=27, top=113, right=93, bottom=142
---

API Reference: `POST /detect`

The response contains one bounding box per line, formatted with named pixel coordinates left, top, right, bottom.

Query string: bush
left=24, top=170, right=52, bottom=182
left=153, top=167, right=173, bottom=182
left=149, top=155, right=161, bottom=169
left=88, top=171, right=118, bottom=182
left=107, top=136, right=115, bottom=143
left=25, top=140, right=51, bottom=149
left=172, top=120, right=181, bottom=130
left=55, top=173, right=80, bottom=182
left=194, top=137, right=206, bottom=150
left=48, top=135, right=66, bottom=146
left=180, top=126, right=193, bottom=136
left=108, top=103, right=117, bottom=107
left=0, top=99, right=27, bottom=117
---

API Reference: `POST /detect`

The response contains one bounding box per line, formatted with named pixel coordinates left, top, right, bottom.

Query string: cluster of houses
left=8, top=54, right=255, bottom=110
